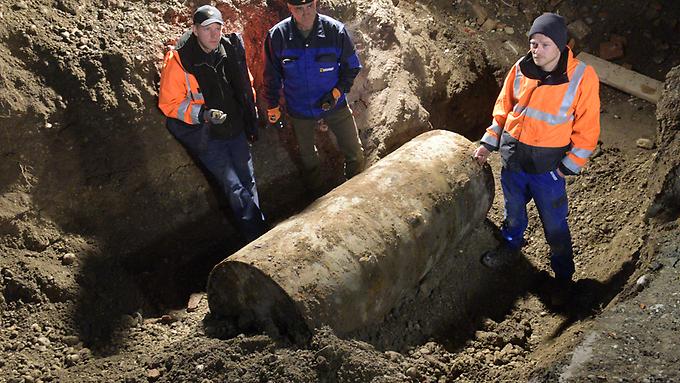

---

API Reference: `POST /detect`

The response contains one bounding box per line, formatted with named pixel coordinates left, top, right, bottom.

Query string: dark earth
left=1, top=0, right=679, bottom=382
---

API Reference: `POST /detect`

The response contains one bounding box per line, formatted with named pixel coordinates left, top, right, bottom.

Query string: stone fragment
left=65, top=353, right=80, bottom=366
left=61, top=253, right=76, bottom=265
left=62, top=335, right=80, bottom=346
left=481, top=18, right=498, bottom=32
left=147, top=368, right=161, bottom=381
left=186, top=293, right=202, bottom=313
left=385, top=350, right=402, bottom=362
left=405, top=366, right=420, bottom=379
left=78, top=348, right=92, bottom=360
left=567, top=19, right=591, bottom=40
left=599, top=41, right=624, bottom=60
left=636, top=138, right=655, bottom=149
left=475, top=330, right=504, bottom=346
left=36, top=336, right=50, bottom=346
left=502, top=40, right=521, bottom=56
left=636, top=274, right=650, bottom=290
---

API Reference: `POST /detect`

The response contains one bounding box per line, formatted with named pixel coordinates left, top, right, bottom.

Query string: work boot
left=480, top=245, right=520, bottom=269
left=550, top=277, right=574, bottom=307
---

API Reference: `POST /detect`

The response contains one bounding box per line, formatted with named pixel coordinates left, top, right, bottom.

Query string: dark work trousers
left=500, top=168, right=574, bottom=280
left=289, top=103, right=365, bottom=192
left=167, top=118, right=266, bottom=242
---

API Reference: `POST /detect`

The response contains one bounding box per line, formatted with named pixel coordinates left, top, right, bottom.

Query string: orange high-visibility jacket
left=481, top=48, right=600, bottom=175
left=158, top=48, right=205, bottom=125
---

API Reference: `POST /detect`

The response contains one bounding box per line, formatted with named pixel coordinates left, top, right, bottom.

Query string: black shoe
left=550, top=278, right=574, bottom=307
left=480, top=245, right=520, bottom=269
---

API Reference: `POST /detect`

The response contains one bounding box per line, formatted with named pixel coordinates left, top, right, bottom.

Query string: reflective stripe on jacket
left=481, top=48, right=600, bottom=175
left=158, top=49, right=205, bottom=125
left=263, top=14, right=361, bottom=119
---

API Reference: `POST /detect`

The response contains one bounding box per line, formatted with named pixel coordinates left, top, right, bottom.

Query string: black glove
left=319, top=93, right=336, bottom=112
left=203, top=108, right=227, bottom=125
left=319, top=88, right=341, bottom=111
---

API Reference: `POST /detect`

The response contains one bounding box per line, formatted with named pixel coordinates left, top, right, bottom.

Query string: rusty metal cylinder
left=207, top=130, right=494, bottom=341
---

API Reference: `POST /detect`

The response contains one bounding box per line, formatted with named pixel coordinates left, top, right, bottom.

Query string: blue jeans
left=500, top=168, right=574, bottom=280
left=167, top=119, right=266, bottom=242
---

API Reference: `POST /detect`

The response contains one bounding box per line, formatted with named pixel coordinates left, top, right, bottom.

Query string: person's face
left=288, top=0, right=317, bottom=31
left=193, top=23, right=222, bottom=53
left=529, top=33, right=561, bottom=71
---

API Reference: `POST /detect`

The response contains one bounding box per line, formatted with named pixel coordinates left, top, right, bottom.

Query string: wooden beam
left=577, top=52, right=662, bottom=104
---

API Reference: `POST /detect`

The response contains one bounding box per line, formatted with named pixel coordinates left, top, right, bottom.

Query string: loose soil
left=1, top=0, right=679, bottom=383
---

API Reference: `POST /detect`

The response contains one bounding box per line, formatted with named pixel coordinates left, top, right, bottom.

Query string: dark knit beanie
left=528, top=13, right=568, bottom=51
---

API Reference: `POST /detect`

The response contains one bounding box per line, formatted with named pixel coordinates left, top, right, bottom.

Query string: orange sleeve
left=480, top=64, right=518, bottom=149
left=492, top=64, right=518, bottom=128
left=565, top=65, right=601, bottom=169
left=158, top=51, right=203, bottom=125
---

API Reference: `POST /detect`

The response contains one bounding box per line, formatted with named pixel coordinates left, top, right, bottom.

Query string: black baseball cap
left=287, top=0, right=314, bottom=5
left=193, top=5, right=224, bottom=26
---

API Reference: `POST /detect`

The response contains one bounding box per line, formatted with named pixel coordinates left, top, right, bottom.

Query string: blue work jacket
left=263, top=14, right=362, bottom=119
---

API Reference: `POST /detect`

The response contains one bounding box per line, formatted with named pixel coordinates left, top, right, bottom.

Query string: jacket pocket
left=315, top=53, right=338, bottom=74
left=315, top=53, right=337, bottom=62
left=281, top=56, right=299, bottom=76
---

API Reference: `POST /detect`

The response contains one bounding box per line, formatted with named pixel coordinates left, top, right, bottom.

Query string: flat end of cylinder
left=207, top=260, right=312, bottom=344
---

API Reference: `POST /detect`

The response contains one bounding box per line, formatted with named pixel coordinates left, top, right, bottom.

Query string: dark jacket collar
left=290, top=14, right=325, bottom=40
left=176, top=31, right=227, bottom=71
left=519, top=47, right=570, bottom=85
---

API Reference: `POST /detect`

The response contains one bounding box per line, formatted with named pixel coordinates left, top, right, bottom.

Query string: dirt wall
left=0, top=0, right=500, bottom=262
left=0, top=0, right=502, bottom=351
left=3, top=1, right=680, bottom=382
left=647, top=65, right=680, bottom=220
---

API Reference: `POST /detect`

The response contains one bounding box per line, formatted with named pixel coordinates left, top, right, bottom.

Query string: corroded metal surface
left=207, top=130, right=494, bottom=341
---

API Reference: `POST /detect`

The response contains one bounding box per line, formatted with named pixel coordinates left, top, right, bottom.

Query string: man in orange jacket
left=473, top=13, right=600, bottom=305
left=158, top=5, right=266, bottom=242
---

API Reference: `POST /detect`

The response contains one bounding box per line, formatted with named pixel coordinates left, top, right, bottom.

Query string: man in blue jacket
left=263, top=0, right=365, bottom=197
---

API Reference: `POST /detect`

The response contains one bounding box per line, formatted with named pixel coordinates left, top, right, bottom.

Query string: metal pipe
left=207, top=130, right=494, bottom=342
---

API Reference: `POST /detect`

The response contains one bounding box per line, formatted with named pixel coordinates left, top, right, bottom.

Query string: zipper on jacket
left=195, top=59, right=229, bottom=105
